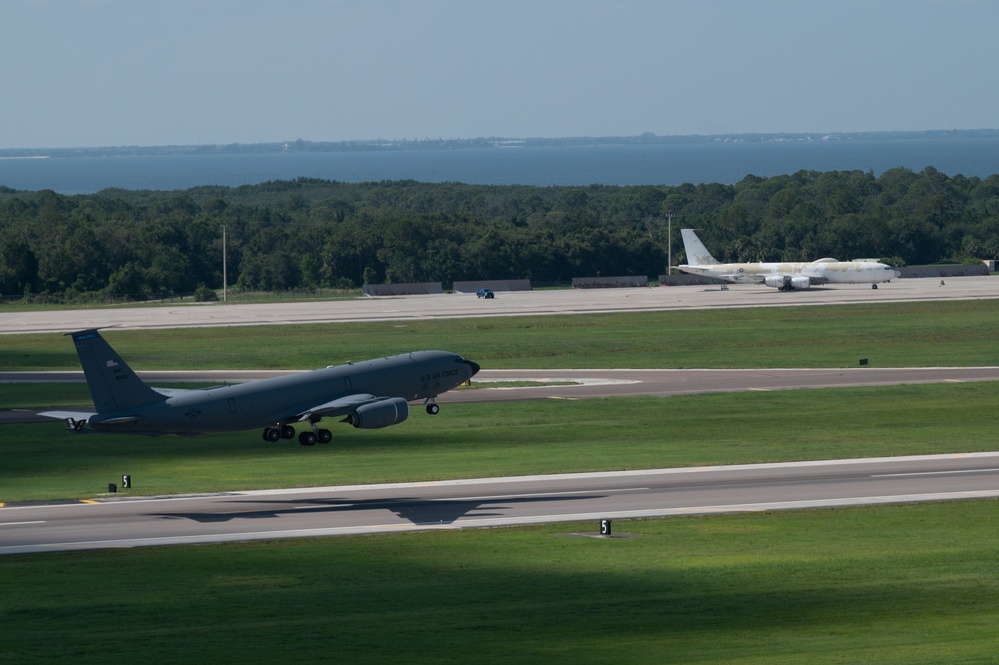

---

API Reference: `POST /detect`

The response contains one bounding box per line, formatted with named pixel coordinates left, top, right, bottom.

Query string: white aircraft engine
left=764, top=275, right=791, bottom=289
left=343, top=397, right=410, bottom=429
left=764, top=275, right=811, bottom=290
left=789, top=276, right=811, bottom=289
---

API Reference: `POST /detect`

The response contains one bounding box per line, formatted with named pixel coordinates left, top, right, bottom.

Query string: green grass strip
left=3, top=501, right=999, bottom=664
left=1, top=299, right=996, bottom=370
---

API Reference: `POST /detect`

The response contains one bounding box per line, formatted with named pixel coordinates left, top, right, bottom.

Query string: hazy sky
left=3, top=0, right=997, bottom=149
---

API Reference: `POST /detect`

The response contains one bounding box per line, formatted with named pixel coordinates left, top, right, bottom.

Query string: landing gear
left=262, top=424, right=298, bottom=442
left=872, top=284, right=878, bottom=289
left=425, top=399, right=440, bottom=415
left=263, top=422, right=329, bottom=445
left=299, top=427, right=332, bottom=446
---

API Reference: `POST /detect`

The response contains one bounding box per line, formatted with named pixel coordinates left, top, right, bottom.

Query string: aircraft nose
left=464, top=359, right=481, bottom=376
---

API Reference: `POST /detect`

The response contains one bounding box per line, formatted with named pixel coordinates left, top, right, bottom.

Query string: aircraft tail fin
left=680, top=229, right=720, bottom=265
left=68, top=329, right=166, bottom=413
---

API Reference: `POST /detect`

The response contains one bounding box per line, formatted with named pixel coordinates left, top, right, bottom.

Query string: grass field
left=2, top=299, right=998, bottom=663
left=3, top=501, right=999, bottom=664
left=1, top=299, right=997, bottom=371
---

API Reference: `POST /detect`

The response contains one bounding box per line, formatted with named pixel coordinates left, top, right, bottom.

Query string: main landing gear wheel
left=262, top=427, right=281, bottom=442
left=280, top=424, right=296, bottom=439
left=299, top=431, right=317, bottom=446
left=317, top=428, right=333, bottom=444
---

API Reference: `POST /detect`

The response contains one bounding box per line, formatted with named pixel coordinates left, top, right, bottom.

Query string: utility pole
left=221, top=224, right=227, bottom=302
left=665, top=212, right=674, bottom=274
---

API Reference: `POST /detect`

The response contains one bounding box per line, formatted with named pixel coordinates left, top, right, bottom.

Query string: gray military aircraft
left=41, top=329, right=480, bottom=445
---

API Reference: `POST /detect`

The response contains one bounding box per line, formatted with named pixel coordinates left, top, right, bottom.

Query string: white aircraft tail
left=68, top=329, right=166, bottom=413
left=680, top=229, right=719, bottom=266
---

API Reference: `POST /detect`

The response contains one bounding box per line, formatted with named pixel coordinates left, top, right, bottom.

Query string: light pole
left=221, top=224, right=227, bottom=302
left=665, top=212, right=674, bottom=274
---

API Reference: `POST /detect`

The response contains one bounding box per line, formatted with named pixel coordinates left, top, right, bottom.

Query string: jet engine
left=789, top=276, right=811, bottom=289
left=343, top=397, right=410, bottom=429
left=763, top=275, right=811, bottom=290
left=764, top=275, right=791, bottom=289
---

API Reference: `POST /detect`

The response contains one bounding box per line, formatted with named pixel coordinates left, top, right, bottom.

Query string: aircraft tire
left=426, top=403, right=440, bottom=415
left=317, top=429, right=333, bottom=444
left=280, top=424, right=296, bottom=439
left=298, top=431, right=317, bottom=446
left=263, top=428, right=281, bottom=443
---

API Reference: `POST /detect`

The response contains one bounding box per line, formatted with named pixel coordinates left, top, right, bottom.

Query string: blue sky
left=2, top=0, right=997, bottom=148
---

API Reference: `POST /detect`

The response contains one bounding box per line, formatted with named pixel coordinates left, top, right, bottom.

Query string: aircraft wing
left=293, top=393, right=384, bottom=421
left=799, top=267, right=830, bottom=285
left=677, top=265, right=763, bottom=284
left=726, top=273, right=764, bottom=284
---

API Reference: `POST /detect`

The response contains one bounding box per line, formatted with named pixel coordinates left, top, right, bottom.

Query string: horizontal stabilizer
left=38, top=410, right=96, bottom=422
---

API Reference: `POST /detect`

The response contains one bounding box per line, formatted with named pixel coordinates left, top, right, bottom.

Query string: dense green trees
left=1, top=168, right=997, bottom=301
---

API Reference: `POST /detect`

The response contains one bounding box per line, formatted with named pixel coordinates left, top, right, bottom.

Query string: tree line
left=1, top=166, right=997, bottom=301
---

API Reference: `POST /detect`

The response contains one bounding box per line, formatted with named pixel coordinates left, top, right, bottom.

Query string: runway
left=4, top=452, right=999, bottom=555
left=0, top=276, right=995, bottom=335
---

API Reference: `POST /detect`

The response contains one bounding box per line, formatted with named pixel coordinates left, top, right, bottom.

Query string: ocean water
left=2, top=138, right=998, bottom=194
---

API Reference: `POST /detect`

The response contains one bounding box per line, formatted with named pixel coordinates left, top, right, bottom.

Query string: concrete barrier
left=897, top=265, right=990, bottom=278
left=452, top=279, right=532, bottom=293
left=572, top=275, right=649, bottom=289
left=659, top=274, right=730, bottom=286
left=363, top=282, right=443, bottom=296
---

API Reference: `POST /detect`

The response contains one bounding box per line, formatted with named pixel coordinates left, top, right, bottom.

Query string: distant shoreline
left=3, top=129, right=998, bottom=159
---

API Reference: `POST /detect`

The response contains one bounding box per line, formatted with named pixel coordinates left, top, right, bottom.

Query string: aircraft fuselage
left=85, top=350, right=477, bottom=436
left=678, top=260, right=900, bottom=288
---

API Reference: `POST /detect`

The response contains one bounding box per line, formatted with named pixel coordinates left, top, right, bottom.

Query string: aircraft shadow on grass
left=153, top=494, right=604, bottom=526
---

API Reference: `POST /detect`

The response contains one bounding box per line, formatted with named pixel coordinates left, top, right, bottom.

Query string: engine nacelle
left=343, top=397, right=409, bottom=429
left=764, top=275, right=791, bottom=289
left=789, top=276, right=811, bottom=290
left=764, top=275, right=811, bottom=290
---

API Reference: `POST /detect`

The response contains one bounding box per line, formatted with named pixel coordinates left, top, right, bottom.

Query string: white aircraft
left=677, top=229, right=900, bottom=290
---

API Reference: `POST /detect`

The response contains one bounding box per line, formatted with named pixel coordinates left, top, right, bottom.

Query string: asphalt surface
left=4, top=453, right=999, bottom=555
left=0, top=276, right=995, bottom=335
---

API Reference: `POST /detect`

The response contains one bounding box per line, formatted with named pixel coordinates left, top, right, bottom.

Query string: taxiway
left=0, top=277, right=994, bottom=335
